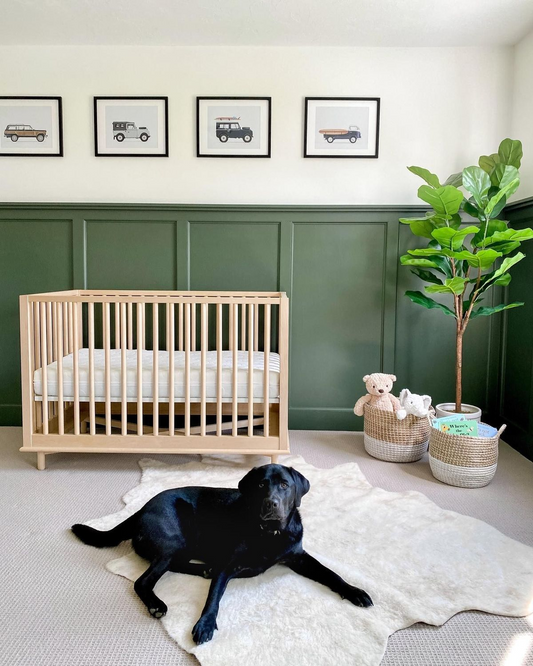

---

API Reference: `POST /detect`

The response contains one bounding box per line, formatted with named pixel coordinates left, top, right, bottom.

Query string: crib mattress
left=34, top=349, right=280, bottom=403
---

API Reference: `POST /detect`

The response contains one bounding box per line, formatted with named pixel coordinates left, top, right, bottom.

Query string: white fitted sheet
left=34, top=349, right=280, bottom=402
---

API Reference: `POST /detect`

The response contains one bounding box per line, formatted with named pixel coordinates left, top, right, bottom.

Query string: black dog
left=72, top=464, right=373, bottom=644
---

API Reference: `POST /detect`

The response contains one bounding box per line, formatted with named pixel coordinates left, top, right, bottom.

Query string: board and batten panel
left=497, top=203, right=533, bottom=460
left=290, top=221, right=387, bottom=430
left=188, top=222, right=280, bottom=291
left=0, top=219, right=73, bottom=424
left=189, top=221, right=280, bottom=350
left=85, top=218, right=178, bottom=348
left=86, top=219, right=177, bottom=289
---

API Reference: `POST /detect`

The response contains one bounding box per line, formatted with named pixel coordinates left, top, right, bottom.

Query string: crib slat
left=241, top=303, right=246, bottom=351
left=137, top=303, right=143, bottom=436
left=248, top=304, right=254, bottom=436
left=254, top=303, right=259, bottom=352
left=33, top=303, right=42, bottom=430
left=153, top=303, right=159, bottom=436
left=114, top=303, right=120, bottom=349
left=120, top=303, right=127, bottom=436
left=168, top=303, right=175, bottom=436
left=77, top=302, right=83, bottom=351
left=40, top=302, right=49, bottom=435
left=73, top=302, right=80, bottom=435
left=184, top=303, right=191, bottom=437
left=47, top=302, right=54, bottom=421
left=62, top=302, right=68, bottom=356
left=191, top=304, right=197, bottom=352
left=178, top=303, right=184, bottom=351
left=264, top=303, right=271, bottom=438
left=232, top=303, right=238, bottom=436
left=89, top=302, right=96, bottom=436
left=201, top=303, right=207, bottom=437
left=68, top=302, right=73, bottom=353
left=56, top=303, right=65, bottom=435
left=104, top=302, right=111, bottom=436
left=229, top=303, right=233, bottom=351
left=127, top=302, right=133, bottom=350
left=216, top=303, right=222, bottom=437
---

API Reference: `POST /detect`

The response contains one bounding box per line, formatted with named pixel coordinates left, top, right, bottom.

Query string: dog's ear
left=238, top=467, right=261, bottom=496
left=288, top=467, right=310, bottom=507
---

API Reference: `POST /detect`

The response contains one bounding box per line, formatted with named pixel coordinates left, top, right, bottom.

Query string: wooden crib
left=19, top=290, right=289, bottom=470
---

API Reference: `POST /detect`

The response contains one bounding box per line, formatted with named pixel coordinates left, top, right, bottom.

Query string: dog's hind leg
left=134, top=554, right=174, bottom=619
left=170, top=559, right=213, bottom=579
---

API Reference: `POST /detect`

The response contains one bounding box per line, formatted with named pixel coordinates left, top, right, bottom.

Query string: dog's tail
left=71, top=512, right=138, bottom=548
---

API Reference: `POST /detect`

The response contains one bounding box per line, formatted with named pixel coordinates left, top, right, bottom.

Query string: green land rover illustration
left=112, top=121, right=150, bottom=142
left=215, top=117, right=253, bottom=143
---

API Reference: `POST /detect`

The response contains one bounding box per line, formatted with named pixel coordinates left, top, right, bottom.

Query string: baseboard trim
left=289, top=407, right=362, bottom=431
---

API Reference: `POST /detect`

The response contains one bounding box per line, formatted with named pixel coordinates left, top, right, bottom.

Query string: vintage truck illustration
left=112, top=122, right=150, bottom=142
left=319, top=125, right=361, bottom=143
left=4, top=124, right=47, bottom=142
left=215, top=117, right=253, bottom=143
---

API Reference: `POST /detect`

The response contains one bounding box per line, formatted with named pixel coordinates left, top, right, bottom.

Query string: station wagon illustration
left=319, top=125, right=362, bottom=143
left=215, top=117, right=253, bottom=143
left=4, top=125, right=48, bottom=142
left=112, top=122, right=150, bottom=142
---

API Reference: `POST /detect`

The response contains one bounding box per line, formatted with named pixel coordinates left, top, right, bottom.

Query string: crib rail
left=19, top=290, right=289, bottom=467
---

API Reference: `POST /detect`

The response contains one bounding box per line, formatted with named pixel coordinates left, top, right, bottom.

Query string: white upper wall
left=513, top=29, right=533, bottom=199
left=2, top=0, right=532, bottom=47
left=0, top=45, right=514, bottom=205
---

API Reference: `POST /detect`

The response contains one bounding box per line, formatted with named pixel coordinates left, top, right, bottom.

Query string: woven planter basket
left=428, top=423, right=506, bottom=488
left=363, top=404, right=432, bottom=462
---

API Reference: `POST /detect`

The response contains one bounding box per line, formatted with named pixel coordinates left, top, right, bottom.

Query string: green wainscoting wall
left=0, top=201, right=530, bottom=459
left=497, top=198, right=533, bottom=461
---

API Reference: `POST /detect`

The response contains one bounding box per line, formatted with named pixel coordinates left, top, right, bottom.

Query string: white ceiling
left=2, top=0, right=533, bottom=47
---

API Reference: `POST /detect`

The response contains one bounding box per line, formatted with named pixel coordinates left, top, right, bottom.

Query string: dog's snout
left=264, top=498, right=279, bottom=510
left=378, top=389, right=384, bottom=394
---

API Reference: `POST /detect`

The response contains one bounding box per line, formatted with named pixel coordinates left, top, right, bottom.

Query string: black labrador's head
left=238, top=464, right=310, bottom=527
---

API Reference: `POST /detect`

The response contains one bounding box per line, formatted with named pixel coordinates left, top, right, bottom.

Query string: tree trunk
left=455, top=326, right=463, bottom=413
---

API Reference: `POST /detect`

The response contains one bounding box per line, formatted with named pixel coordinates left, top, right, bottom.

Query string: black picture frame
left=304, top=97, right=380, bottom=159
left=196, top=96, right=272, bottom=158
left=94, top=96, right=169, bottom=157
left=0, top=96, right=63, bottom=157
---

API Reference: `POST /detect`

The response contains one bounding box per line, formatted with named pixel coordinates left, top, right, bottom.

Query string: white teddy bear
left=396, top=388, right=432, bottom=420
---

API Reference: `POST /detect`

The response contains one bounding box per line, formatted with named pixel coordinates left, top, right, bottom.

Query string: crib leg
left=37, top=452, right=46, bottom=471
left=270, top=455, right=279, bottom=465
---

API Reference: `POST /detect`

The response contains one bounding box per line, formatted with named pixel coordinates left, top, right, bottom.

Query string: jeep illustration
left=4, top=125, right=47, bottom=142
left=319, top=125, right=362, bottom=144
left=112, top=122, right=150, bottom=142
left=215, top=117, right=253, bottom=143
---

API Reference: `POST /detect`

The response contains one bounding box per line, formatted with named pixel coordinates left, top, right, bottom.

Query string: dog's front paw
left=192, top=614, right=218, bottom=645
left=148, top=602, right=167, bottom=619
left=341, top=585, right=373, bottom=608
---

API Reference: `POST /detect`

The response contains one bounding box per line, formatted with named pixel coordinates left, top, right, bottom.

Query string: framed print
left=304, top=97, right=380, bottom=158
left=94, top=97, right=168, bottom=157
left=0, top=97, right=63, bottom=157
left=197, top=97, right=271, bottom=158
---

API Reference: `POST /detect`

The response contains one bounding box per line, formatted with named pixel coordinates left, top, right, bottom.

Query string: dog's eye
left=258, top=482, right=265, bottom=488
left=280, top=482, right=288, bottom=489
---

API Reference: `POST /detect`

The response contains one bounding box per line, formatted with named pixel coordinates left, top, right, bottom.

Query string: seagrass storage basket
left=363, top=404, right=431, bottom=462
left=428, top=423, right=506, bottom=488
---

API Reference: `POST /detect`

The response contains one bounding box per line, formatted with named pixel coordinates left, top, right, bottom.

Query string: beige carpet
left=2, top=427, right=533, bottom=665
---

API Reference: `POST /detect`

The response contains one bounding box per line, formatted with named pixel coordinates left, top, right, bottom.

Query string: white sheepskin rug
left=84, top=454, right=533, bottom=666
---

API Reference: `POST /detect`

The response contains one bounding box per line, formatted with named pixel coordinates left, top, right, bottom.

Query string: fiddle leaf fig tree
left=400, top=138, right=532, bottom=413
